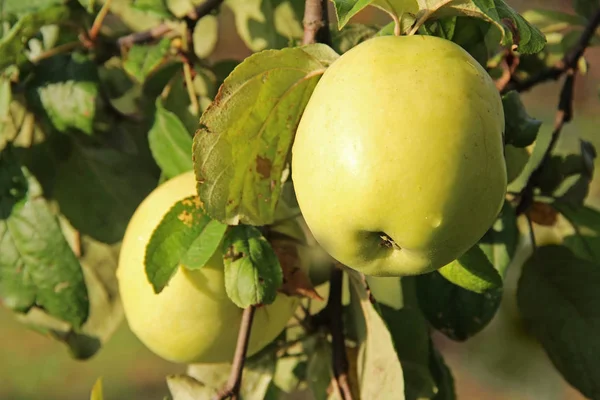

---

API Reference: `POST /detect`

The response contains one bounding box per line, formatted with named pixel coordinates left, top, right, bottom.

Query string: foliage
left=1, top=0, right=600, bottom=399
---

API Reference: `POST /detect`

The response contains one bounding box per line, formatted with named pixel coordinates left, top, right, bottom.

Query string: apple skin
left=117, top=171, right=299, bottom=364
left=292, top=35, right=507, bottom=277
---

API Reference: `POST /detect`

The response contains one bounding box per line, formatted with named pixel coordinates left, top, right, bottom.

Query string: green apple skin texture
left=292, top=35, right=507, bottom=277
left=117, top=171, right=299, bottom=364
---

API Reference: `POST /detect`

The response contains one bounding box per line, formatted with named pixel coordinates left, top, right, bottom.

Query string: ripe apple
left=117, top=171, right=299, bottom=364
left=292, top=35, right=507, bottom=277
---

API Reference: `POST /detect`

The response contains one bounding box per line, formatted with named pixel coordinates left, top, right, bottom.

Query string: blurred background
left=1, top=0, right=598, bottom=399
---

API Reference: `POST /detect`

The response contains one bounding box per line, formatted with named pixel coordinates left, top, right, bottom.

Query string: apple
left=292, top=35, right=507, bottom=277
left=117, top=171, right=299, bottom=364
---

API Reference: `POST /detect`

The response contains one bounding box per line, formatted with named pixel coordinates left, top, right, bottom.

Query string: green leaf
left=149, top=99, right=193, bottom=179
left=502, top=91, right=542, bottom=148
left=424, top=16, right=457, bottom=39
left=307, top=338, right=336, bottom=400
left=193, top=44, right=338, bottom=226
left=181, top=219, right=228, bottom=269
left=517, top=245, right=600, bottom=400
left=521, top=9, right=586, bottom=34
left=186, top=350, right=277, bottom=400
left=90, top=377, right=104, bottom=400
left=26, top=53, right=101, bottom=136
left=536, top=143, right=596, bottom=208
left=166, top=375, right=218, bottom=399
left=411, top=0, right=546, bottom=54
left=162, top=67, right=217, bottom=133
left=332, top=0, right=418, bottom=30
left=429, top=341, right=455, bottom=400
left=54, top=141, right=157, bottom=244
left=438, top=244, right=502, bottom=294
left=223, top=225, right=283, bottom=308
left=507, top=123, right=554, bottom=193
left=2, top=0, right=68, bottom=15
left=554, top=202, right=600, bottom=263
left=478, top=202, right=519, bottom=278
left=0, top=147, right=88, bottom=328
left=450, top=16, right=495, bottom=67
left=379, top=304, right=437, bottom=400
left=574, top=0, right=600, bottom=20
left=415, top=271, right=502, bottom=341
left=0, top=4, right=71, bottom=70
left=123, top=38, right=172, bottom=83
left=347, top=269, right=405, bottom=400
left=192, top=15, right=219, bottom=59
left=132, top=0, right=172, bottom=17
left=502, top=104, right=538, bottom=151
left=226, top=0, right=289, bottom=51
left=331, top=23, right=379, bottom=54
left=145, top=195, right=226, bottom=293
left=98, top=58, right=142, bottom=117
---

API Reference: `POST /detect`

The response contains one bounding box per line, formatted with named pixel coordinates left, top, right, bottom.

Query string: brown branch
left=117, top=0, right=224, bottom=47
left=328, top=267, right=353, bottom=400
left=303, top=0, right=332, bottom=45
left=515, top=70, right=576, bottom=216
left=214, top=306, right=256, bottom=400
left=89, top=0, right=113, bottom=41
left=495, top=50, right=520, bottom=92
left=504, top=7, right=600, bottom=93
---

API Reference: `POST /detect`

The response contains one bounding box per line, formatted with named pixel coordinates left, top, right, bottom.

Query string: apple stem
left=214, top=305, right=256, bottom=400
left=303, top=0, right=332, bottom=46
left=328, top=267, right=355, bottom=400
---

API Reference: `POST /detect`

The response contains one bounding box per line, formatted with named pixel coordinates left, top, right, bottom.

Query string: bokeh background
left=1, top=0, right=598, bottom=399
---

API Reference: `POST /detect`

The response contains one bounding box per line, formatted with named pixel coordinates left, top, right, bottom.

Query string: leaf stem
left=89, top=0, right=113, bottom=41
left=214, top=306, right=256, bottom=400
left=182, top=61, right=200, bottom=116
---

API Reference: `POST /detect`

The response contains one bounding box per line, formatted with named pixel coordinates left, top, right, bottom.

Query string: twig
left=515, top=70, right=576, bottom=216
left=31, top=42, right=81, bottom=63
left=328, top=267, right=353, bottom=400
left=117, top=0, right=224, bottom=47
left=182, top=61, right=200, bottom=116
left=302, top=0, right=332, bottom=45
left=214, top=306, right=256, bottom=400
left=504, top=7, right=600, bottom=93
left=495, top=50, right=520, bottom=92
left=89, top=0, right=113, bottom=41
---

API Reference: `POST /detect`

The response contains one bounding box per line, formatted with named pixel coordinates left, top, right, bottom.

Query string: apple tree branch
left=214, top=305, right=256, bottom=400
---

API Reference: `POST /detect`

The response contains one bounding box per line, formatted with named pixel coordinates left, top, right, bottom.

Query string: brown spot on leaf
left=182, top=196, right=203, bottom=210
left=272, top=240, right=323, bottom=300
left=501, top=18, right=520, bottom=48
left=256, top=156, right=272, bottom=179
left=178, top=210, right=194, bottom=227
left=54, top=282, right=70, bottom=293
left=528, top=202, right=558, bottom=226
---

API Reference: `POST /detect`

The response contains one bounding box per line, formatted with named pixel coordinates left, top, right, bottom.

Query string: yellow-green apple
left=292, top=35, right=507, bottom=276
left=117, top=171, right=299, bottom=363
